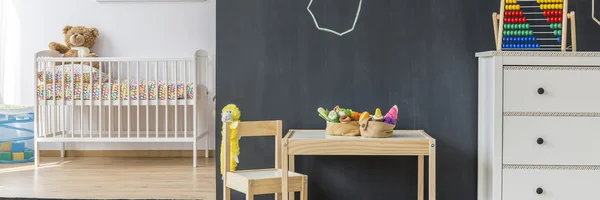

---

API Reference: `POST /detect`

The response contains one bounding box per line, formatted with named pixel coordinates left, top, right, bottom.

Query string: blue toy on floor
left=0, top=105, right=35, bottom=164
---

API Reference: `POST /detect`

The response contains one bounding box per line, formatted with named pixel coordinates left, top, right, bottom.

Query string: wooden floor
left=0, top=157, right=216, bottom=200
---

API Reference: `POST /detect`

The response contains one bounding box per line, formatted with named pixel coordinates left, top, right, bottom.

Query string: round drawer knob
left=537, top=88, right=545, bottom=95
left=537, top=138, right=544, bottom=145
left=536, top=188, right=544, bottom=194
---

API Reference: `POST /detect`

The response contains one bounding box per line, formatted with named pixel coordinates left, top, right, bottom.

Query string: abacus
left=493, top=0, right=577, bottom=51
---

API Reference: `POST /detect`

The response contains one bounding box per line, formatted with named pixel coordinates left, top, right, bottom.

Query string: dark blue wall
left=216, top=0, right=600, bottom=199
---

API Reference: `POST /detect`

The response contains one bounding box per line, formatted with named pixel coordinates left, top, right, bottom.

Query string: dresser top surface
left=476, top=51, right=600, bottom=58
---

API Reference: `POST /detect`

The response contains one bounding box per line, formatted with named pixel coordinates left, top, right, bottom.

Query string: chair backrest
left=223, top=120, right=283, bottom=174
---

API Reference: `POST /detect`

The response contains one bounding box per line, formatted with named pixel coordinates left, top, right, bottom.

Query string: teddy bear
left=49, top=25, right=100, bottom=68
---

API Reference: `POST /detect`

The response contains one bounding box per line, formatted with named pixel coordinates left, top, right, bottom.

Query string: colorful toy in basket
left=318, top=105, right=361, bottom=136
left=220, top=104, right=241, bottom=176
left=359, top=105, right=399, bottom=138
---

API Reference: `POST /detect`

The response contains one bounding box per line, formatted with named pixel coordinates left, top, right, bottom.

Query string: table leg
left=289, top=155, right=295, bottom=200
left=418, top=155, right=424, bottom=200
left=301, top=176, right=308, bottom=200
left=282, top=140, right=289, bottom=200
left=224, top=187, right=231, bottom=200
left=429, top=140, right=436, bottom=200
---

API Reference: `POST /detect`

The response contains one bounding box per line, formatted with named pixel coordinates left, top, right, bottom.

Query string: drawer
left=503, top=168, right=600, bottom=200
left=504, top=66, right=600, bottom=112
left=503, top=116, right=600, bottom=165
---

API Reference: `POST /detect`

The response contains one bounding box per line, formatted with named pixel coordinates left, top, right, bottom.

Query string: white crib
left=33, top=50, right=213, bottom=167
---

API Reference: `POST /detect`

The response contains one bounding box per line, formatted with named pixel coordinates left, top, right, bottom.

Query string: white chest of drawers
left=477, top=51, right=600, bottom=200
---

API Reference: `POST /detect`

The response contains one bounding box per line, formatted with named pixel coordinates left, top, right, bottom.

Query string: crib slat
left=165, top=61, right=169, bottom=138
left=52, top=61, right=56, bottom=138
left=70, top=62, right=74, bottom=138
left=62, top=61, right=66, bottom=138
left=175, top=61, right=178, bottom=138
left=193, top=59, right=197, bottom=143
left=127, top=61, right=131, bottom=138
left=89, top=61, right=93, bottom=138
left=42, top=61, right=47, bottom=138
left=146, top=61, right=150, bottom=138
left=80, top=62, right=83, bottom=138
left=137, top=61, right=140, bottom=138
left=118, top=61, right=121, bottom=138
left=155, top=61, right=159, bottom=138
left=184, top=61, right=188, bottom=138
left=99, top=61, right=103, bottom=138
left=108, top=61, right=112, bottom=137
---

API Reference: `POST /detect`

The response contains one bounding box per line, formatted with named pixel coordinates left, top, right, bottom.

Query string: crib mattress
left=37, top=80, right=195, bottom=100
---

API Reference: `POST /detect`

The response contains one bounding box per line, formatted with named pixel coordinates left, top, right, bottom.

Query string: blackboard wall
left=216, top=0, right=600, bottom=199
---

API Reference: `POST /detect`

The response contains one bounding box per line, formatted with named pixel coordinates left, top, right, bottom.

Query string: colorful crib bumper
left=37, top=80, right=195, bottom=100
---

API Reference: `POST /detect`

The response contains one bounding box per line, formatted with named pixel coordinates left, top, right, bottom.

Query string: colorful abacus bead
left=557, top=36, right=561, bottom=42
left=554, top=30, right=562, bottom=35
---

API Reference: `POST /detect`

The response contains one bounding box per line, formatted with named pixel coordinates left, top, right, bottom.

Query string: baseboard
left=40, top=150, right=216, bottom=157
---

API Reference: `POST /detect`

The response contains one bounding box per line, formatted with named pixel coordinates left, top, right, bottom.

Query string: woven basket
left=325, top=121, right=360, bottom=136
left=359, top=117, right=395, bottom=138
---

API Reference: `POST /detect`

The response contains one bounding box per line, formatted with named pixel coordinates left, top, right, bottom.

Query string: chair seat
left=226, top=168, right=307, bottom=195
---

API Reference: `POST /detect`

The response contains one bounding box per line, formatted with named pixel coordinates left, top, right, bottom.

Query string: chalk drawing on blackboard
left=594, top=0, right=600, bottom=25
left=307, top=0, right=362, bottom=36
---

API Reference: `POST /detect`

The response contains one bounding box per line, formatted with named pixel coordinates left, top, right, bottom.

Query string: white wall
left=8, top=0, right=215, bottom=150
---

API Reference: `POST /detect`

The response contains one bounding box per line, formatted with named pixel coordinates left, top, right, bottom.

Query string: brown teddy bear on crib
left=49, top=25, right=100, bottom=68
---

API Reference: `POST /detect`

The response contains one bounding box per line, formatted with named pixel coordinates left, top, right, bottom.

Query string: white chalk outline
left=594, top=0, right=600, bottom=25
left=307, top=0, right=363, bottom=36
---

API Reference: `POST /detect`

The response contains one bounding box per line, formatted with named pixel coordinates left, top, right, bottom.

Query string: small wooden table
left=281, top=130, right=436, bottom=200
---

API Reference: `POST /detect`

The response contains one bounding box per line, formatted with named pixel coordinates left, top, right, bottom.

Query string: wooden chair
left=223, top=120, right=308, bottom=200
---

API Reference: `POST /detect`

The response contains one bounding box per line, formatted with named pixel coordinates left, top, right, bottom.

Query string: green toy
left=0, top=152, right=11, bottom=161
left=327, top=110, right=340, bottom=122
left=337, top=107, right=353, bottom=118
left=317, top=107, right=330, bottom=121
left=24, top=150, right=34, bottom=159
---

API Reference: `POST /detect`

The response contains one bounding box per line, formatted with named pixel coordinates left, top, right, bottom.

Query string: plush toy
left=49, top=25, right=100, bottom=68
left=220, top=104, right=241, bottom=176
left=373, top=108, right=384, bottom=121
left=383, top=105, right=399, bottom=125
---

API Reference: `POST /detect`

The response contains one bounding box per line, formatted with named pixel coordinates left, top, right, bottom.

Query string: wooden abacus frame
left=492, top=0, right=577, bottom=52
